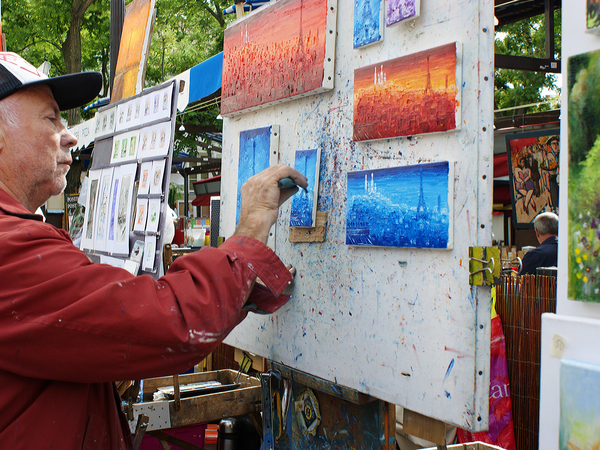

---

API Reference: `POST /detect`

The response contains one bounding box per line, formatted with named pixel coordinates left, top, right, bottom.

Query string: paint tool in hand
left=278, top=177, right=308, bottom=193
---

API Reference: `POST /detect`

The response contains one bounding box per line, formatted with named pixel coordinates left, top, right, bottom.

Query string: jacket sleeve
left=0, top=220, right=292, bottom=383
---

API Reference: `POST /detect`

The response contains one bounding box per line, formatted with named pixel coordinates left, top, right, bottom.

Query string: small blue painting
left=560, top=359, right=600, bottom=450
left=237, top=126, right=275, bottom=223
left=290, top=149, right=320, bottom=227
left=353, top=0, right=383, bottom=49
left=346, top=162, right=454, bottom=249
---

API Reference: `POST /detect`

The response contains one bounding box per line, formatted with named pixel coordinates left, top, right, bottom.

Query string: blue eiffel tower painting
left=346, top=161, right=453, bottom=249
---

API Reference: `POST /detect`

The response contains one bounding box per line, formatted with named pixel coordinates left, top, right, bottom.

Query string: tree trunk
left=62, top=0, right=97, bottom=126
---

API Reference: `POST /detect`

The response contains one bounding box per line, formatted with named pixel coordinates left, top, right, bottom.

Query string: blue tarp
left=188, top=52, right=222, bottom=105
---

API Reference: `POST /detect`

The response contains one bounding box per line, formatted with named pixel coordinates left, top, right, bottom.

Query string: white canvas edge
left=352, top=41, right=462, bottom=143
left=322, top=0, right=338, bottom=90
left=539, top=313, right=600, bottom=449
left=81, top=169, right=102, bottom=251
left=352, top=0, right=384, bottom=50
left=268, top=125, right=280, bottom=250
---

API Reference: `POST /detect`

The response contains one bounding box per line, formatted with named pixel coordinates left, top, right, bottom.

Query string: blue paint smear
left=290, top=149, right=319, bottom=227
left=346, top=162, right=451, bottom=248
left=444, top=390, right=451, bottom=398
left=444, top=358, right=455, bottom=381
left=236, top=126, right=272, bottom=223
left=354, top=0, right=382, bottom=48
left=294, top=353, right=303, bottom=362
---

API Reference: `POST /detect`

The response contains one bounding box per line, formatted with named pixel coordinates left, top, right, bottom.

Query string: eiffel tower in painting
left=425, top=54, right=432, bottom=95
left=416, top=166, right=428, bottom=221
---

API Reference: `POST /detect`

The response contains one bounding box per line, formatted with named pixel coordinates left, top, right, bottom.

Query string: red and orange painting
left=221, top=0, right=332, bottom=116
left=353, top=42, right=460, bottom=141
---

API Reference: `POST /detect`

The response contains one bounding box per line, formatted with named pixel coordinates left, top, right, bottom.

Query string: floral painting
left=567, top=49, right=600, bottom=302
left=505, top=130, right=560, bottom=228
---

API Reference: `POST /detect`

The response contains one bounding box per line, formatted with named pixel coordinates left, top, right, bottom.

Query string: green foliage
left=168, top=182, right=184, bottom=209
left=567, top=51, right=600, bottom=170
left=146, top=0, right=233, bottom=85
left=146, top=0, right=230, bottom=157
left=175, top=103, right=222, bottom=157
left=494, top=10, right=561, bottom=116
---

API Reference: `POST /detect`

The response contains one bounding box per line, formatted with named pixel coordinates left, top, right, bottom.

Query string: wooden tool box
left=127, top=369, right=261, bottom=432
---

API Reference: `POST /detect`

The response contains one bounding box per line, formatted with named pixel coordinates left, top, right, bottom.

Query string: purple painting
left=387, top=0, right=420, bottom=27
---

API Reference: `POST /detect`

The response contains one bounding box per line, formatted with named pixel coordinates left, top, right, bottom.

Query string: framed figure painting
left=505, top=129, right=560, bottom=228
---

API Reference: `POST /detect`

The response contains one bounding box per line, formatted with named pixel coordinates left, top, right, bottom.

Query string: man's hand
left=234, top=165, right=308, bottom=243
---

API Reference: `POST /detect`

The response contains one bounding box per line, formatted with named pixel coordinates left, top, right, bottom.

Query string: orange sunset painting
left=221, top=0, right=329, bottom=116
left=353, top=42, right=460, bottom=141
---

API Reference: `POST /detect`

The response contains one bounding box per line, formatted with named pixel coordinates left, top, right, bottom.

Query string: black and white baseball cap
left=0, top=52, right=102, bottom=111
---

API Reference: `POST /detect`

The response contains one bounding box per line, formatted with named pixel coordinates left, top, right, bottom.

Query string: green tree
left=495, top=10, right=561, bottom=116
left=147, top=0, right=231, bottom=157
left=2, top=0, right=106, bottom=125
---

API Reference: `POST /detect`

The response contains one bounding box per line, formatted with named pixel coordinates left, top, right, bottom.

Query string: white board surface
left=221, top=0, right=494, bottom=430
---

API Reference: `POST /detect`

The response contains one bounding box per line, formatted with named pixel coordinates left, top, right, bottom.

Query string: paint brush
left=278, top=177, right=308, bottom=193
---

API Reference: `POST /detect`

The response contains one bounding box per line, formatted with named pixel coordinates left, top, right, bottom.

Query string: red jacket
left=0, top=188, right=292, bottom=449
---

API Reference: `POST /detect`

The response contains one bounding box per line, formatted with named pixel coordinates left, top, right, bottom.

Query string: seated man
left=519, top=212, right=559, bottom=275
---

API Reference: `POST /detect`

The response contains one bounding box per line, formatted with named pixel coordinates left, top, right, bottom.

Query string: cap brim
left=32, top=71, right=103, bottom=111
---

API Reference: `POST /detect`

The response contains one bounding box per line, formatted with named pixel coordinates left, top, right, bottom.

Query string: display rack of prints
left=82, top=80, right=177, bottom=279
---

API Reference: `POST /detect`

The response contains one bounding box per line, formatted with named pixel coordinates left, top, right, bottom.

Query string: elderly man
left=0, top=53, right=307, bottom=449
left=519, top=212, right=559, bottom=275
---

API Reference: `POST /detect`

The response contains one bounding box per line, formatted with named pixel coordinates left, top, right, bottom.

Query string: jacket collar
left=0, top=187, right=43, bottom=221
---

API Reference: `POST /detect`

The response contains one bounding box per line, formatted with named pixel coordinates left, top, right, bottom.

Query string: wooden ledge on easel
left=289, top=211, right=327, bottom=243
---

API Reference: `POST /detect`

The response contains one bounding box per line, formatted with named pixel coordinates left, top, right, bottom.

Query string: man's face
left=0, top=85, right=77, bottom=210
left=550, top=141, right=559, bottom=152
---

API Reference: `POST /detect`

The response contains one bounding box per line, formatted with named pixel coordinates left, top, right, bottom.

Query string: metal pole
left=110, top=0, right=125, bottom=97
left=544, top=0, right=555, bottom=60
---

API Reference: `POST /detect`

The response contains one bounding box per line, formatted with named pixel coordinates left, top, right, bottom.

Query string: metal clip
left=469, top=256, right=495, bottom=276
left=469, top=246, right=501, bottom=286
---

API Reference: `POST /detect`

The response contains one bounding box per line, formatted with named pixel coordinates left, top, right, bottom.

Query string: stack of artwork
left=353, top=42, right=460, bottom=141
left=566, top=48, right=600, bottom=303
left=505, top=130, right=560, bottom=227
left=81, top=81, right=175, bottom=278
